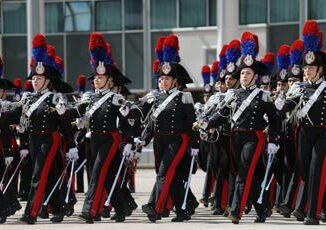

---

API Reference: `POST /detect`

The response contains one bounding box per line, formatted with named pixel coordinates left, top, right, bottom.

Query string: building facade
left=0, top=0, right=325, bottom=92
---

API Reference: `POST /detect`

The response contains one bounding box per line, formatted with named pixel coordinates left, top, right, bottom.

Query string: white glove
left=20, top=149, right=29, bottom=158
left=75, top=118, right=85, bottom=129
left=85, top=131, right=91, bottom=138
left=5, top=157, right=13, bottom=166
left=66, top=147, right=79, bottom=161
left=267, top=143, right=280, bottom=155
left=123, top=144, right=133, bottom=160
left=134, top=137, right=145, bottom=148
left=56, top=103, right=66, bottom=115
left=190, top=148, right=199, bottom=157
left=119, top=104, right=130, bottom=117
left=200, top=120, right=209, bottom=130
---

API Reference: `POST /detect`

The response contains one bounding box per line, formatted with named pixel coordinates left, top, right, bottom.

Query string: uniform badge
left=96, top=61, right=106, bottom=75
left=220, top=69, right=226, bottom=78
left=291, top=65, right=300, bottom=76
left=35, top=62, right=45, bottom=75
left=204, top=84, right=211, bottom=93
left=243, top=55, right=254, bottom=66
left=227, top=62, right=235, bottom=73
left=162, top=62, right=172, bottom=75
left=305, top=51, right=315, bottom=65
left=261, top=75, right=270, bottom=84
left=279, top=69, right=287, bottom=80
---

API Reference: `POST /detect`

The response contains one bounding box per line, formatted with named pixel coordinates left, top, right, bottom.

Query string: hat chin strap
left=37, top=79, right=49, bottom=93
left=309, top=67, right=323, bottom=83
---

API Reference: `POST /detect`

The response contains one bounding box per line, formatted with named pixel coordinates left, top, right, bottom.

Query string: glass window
left=102, top=34, right=123, bottom=70
left=269, top=24, right=299, bottom=54
left=125, top=0, right=143, bottom=30
left=308, top=0, right=326, bottom=20
left=3, top=3, right=27, bottom=34
left=180, top=0, right=206, bottom=27
left=125, top=33, right=144, bottom=89
left=270, top=0, right=299, bottom=23
left=66, top=35, right=91, bottom=87
left=206, top=49, right=217, bottom=64
left=317, top=23, right=326, bottom=48
left=3, top=36, right=27, bottom=79
left=45, top=2, right=64, bottom=33
left=95, top=0, right=121, bottom=31
left=239, top=0, right=267, bottom=25
left=65, top=2, right=91, bottom=32
left=209, top=0, right=217, bottom=26
left=151, top=0, right=176, bottom=29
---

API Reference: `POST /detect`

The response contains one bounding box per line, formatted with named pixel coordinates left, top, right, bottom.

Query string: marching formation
left=0, top=20, right=325, bottom=225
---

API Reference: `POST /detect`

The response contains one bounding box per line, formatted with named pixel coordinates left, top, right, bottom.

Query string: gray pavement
left=1, top=169, right=324, bottom=229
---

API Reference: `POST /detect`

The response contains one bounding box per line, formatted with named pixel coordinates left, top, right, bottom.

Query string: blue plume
left=241, top=40, right=256, bottom=57
left=303, top=34, right=319, bottom=52
left=32, top=47, right=46, bottom=63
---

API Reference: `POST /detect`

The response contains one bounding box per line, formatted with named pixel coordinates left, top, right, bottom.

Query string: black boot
left=115, top=214, right=125, bottom=222
left=254, top=214, right=267, bottom=223
left=50, top=214, right=64, bottom=223
left=142, top=204, right=156, bottom=216
left=0, top=215, right=7, bottom=224
left=321, top=211, right=326, bottom=223
left=303, top=217, right=319, bottom=225
left=228, top=213, right=239, bottom=224
left=102, top=206, right=111, bottom=218
left=212, top=208, right=224, bottom=215
left=78, top=212, right=94, bottom=224
left=293, top=209, right=305, bottom=221
left=18, top=214, right=36, bottom=224
left=38, top=206, right=49, bottom=219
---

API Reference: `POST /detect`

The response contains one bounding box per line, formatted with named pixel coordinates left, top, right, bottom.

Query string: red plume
left=228, top=39, right=241, bottom=50
left=88, top=32, right=106, bottom=51
left=32, top=34, right=46, bottom=48
left=219, top=45, right=228, bottom=57
left=153, top=59, right=160, bottom=73
left=290, top=39, right=304, bottom=52
left=163, top=34, right=179, bottom=50
left=261, top=52, right=275, bottom=64
left=155, top=36, right=166, bottom=52
left=303, top=20, right=319, bottom=36
left=47, top=45, right=56, bottom=59
left=76, top=74, right=86, bottom=86
left=13, top=78, right=22, bottom=88
left=201, top=65, right=210, bottom=74
left=211, top=61, right=219, bottom=73
left=277, top=44, right=290, bottom=56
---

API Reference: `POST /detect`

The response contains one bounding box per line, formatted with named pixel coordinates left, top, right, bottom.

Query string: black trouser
left=202, top=144, right=213, bottom=200
left=19, top=154, right=32, bottom=198
left=24, top=132, right=63, bottom=218
left=295, top=126, right=326, bottom=219
left=153, top=134, right=187, bottom=216
left=230, top=130, right=267, bottom=217
left=211, top=135, right=230, bottom=210
left=76, top=139, right=86, bottom=192
left=82, top=133, right=126, bottom=217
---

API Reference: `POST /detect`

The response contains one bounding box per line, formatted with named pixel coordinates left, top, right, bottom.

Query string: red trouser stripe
left=221, top=180, right=229, bottom=210
left=30, top=132, right=61, bottom=218
left=239, top=131, right=266, bottom=217
left=90, top=132, right=120, bottom=217
left=316, top=154, right=326, bottom=218
left=155, top=134, right=189, bottom=214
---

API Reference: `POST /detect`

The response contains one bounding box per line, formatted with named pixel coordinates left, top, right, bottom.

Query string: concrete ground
left=2, top=169, right=324, bottom=229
